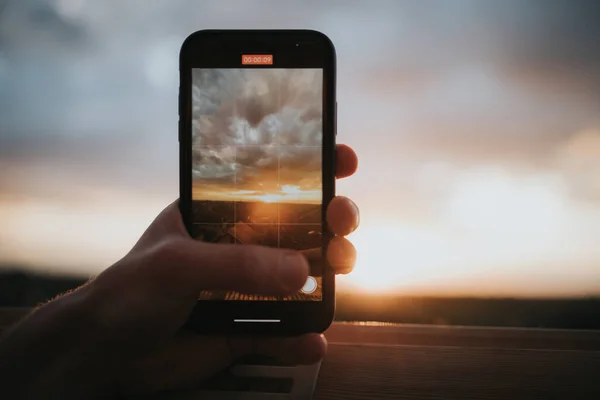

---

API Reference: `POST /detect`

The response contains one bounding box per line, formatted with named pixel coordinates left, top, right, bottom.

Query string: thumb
left=150, top=238, right=310, bottom=298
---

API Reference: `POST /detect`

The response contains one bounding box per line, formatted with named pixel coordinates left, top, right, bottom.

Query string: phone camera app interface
left=191, top=68, right=324, bottom=301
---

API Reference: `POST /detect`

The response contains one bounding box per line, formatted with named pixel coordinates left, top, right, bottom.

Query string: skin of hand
left=0, top=144, right=359, bottom=399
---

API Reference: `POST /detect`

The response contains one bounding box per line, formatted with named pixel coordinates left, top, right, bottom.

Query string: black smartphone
left=178, top=30, right=337, bottom=335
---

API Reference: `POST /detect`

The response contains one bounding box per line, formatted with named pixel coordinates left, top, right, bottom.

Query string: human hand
left=0, top=144, right=359, bottom=399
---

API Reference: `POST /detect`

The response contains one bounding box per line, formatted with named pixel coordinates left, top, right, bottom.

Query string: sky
left=1, top=0, right=600, bottom=297
left=191, top=68, right=322, bottom=203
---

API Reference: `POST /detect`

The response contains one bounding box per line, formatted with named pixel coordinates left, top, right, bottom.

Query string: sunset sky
left=191, top=68, right=322, bottom=204
left=1, top=0, right=600, bottom=297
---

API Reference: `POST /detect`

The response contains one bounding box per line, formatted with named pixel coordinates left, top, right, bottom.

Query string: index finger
left=149, top=239, right=309, bottom=299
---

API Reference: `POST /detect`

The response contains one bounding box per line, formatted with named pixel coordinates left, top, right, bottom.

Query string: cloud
left=0, top=1, right=598, bottom=204
left=192, top=69, right=322, bottom=145
left=1, top=0, right=600, bottom=294
left=0, top=0, right=90, bottom=52
left=351, top=0, right=600, bottom=91
left=480, top=0, right=600, bottom=88
left=191, top=69, right=322, bottom=193
left=342, top=0, right=600, bottom=175
left=1, top=0, right=599, bottom=203
left=556, top=129, right=600, bottom=203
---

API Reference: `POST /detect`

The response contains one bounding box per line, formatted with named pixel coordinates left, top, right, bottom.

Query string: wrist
left=0, top=285, right=119, bottom=399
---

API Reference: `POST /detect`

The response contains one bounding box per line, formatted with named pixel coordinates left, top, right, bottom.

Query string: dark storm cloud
left=191, top=69, right=322, bottom=190
left=192, top=69, right=322, bottom=146
left=191, top=144, right=237, bottom=184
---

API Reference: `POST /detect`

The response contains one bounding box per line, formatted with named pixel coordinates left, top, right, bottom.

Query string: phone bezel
left=179, top=29, right=337, bottom=335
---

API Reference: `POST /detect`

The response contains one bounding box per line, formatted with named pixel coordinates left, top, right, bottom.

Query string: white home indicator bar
left=234, top=319, right=281, bottom=323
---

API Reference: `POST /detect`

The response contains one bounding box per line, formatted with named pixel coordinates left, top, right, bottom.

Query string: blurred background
left=1, top=0, right=600, bottom=328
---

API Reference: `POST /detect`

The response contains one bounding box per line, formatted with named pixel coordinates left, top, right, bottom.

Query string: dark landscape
left=192, top=200, right=321, bottom=224
left=1, top=268, right=599, bottom=329
left=191, top=200, right=322, bottom=250
left=335, top=292, right=600, bottom=330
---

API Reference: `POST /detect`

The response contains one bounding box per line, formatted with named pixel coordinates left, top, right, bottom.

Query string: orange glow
left=0, top=195, right=163, bottom=276
left=340, top=224, right=444, bottom=294
left=193, top=184, right=321, bottom=204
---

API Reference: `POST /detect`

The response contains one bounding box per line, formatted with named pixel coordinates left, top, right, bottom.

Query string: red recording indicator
left=242, top=54, right=273, bottom=65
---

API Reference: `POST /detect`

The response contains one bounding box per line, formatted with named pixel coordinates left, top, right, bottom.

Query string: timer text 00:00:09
left=241, top=55, right=273, bottom=65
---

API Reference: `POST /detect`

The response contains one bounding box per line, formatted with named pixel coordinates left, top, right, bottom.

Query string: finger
left=300, top=236, right=357, bottom=276
left=124, top=333, right=327, bottom=393
left=299, top=247, right=323, bottom=277
left=300, top=245, right=352, bottom=276
left=327, top=236, right=356, bottom=275
left=151, top=239, right=310, bottom=298
left=327, top=196, right=360, bottom=236
left=336, top=144, right=358, bottom=179
left=299, top=237, right=357, bottom=276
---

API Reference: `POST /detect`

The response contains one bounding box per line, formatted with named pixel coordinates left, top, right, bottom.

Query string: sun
left=257, top=194, right=284, bottom=203
left=340, top=223, right=455, bottom=294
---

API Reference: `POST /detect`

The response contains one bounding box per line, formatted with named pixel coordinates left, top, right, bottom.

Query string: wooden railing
left=2, top=308, right=600, bottom=399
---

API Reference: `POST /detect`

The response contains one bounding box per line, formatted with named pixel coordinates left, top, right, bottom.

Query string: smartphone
left=178, top=30, right=336, bottom=335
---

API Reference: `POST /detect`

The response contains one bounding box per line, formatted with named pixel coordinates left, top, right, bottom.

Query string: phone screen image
left=190, top=68, right=324, bottom=302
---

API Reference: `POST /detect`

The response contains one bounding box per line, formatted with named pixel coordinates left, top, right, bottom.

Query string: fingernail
left=319, top=334, right=328, bottom=351
left=350, top=200, right=360, bottom=230
left=279, top=252, right=309, bottom=292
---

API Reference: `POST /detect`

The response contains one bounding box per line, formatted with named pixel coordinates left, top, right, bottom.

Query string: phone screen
left=190, top=66, right=324, bottom=302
